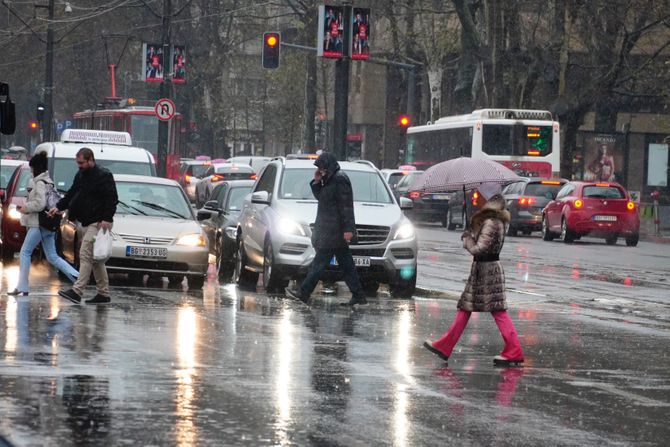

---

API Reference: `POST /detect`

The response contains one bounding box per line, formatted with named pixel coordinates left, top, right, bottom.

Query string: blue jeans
left=300, top=247, right=365, bottom=300
left=17, top=227, right=79, bottom=293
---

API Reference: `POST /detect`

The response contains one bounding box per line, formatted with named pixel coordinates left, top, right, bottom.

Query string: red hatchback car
left=1, top=163, right=31, bottom=260
left=541, top=181, right=640, bottom=246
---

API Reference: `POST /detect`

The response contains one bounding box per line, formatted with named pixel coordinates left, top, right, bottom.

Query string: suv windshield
left=280, top=168, right=393, bottom=204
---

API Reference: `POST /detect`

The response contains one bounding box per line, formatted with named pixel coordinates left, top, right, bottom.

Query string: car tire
left=215, top=236, right=233, bottom=282
left=262, top=239, right=288, bottom=292
left=362, top=280, right=380, bottom=296
left=605, top=235, right=618, bottom=245
left=391, top=273, right=416, bottom=299
left=625, top=234, right=639, bottom=247
left=446, top=209, right=456, bottom=231
left=561, top=218, right=575, bottom=243
left=542, top=216, right=555, bottom=241
left=234, top=238, right=259, bottom=289
left=188, top=275, right=206, bottom=289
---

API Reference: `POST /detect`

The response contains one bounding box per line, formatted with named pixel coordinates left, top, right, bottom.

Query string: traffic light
left=36, top=103, right=45, bottom=123
left=28, top=120, right=39, bottom=133
left=398, top=115, right=411, bottom=128
left=262, top=32, right=280, bottom=69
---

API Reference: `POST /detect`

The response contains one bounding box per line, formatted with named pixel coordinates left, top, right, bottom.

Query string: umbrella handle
left=462, top=184, right=468, bottom=231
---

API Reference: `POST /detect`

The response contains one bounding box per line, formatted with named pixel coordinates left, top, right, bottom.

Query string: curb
left=414, top=286, right=460, bottom=300
left=640, top=235, right=670, bottom=244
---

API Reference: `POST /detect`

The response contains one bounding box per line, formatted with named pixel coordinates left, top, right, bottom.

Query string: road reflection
left=175, top=305, right=198, bottom=446
left=393, top=305, right=414, bottom=447
left=274, top=308, right=294, bottom=445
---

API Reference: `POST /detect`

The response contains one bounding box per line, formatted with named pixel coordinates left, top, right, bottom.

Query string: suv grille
left=354, top=225, right=390, bottom=245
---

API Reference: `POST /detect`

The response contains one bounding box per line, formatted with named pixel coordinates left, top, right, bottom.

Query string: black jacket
left=310, top=153, right=356, bottom=249
left=57, top=165, right=118, bottom=226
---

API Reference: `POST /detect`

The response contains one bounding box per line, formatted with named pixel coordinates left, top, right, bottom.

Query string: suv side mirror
left=251, top=190, right=270, bottom=204
left=203, top=200, right=221, bottom=212
left=399, top=196, right=413, bottom=210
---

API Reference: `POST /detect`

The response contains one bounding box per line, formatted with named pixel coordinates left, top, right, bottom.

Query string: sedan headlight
left=278, top=217, right=306, bottom=236
left=7, top=203, right=22, bottom=220
left=176, top=233, right=206, bottom=246
left=393, top=223, right=415, bottom=240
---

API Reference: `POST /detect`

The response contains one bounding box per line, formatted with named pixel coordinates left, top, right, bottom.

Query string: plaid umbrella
left=409, top=157, right=522, bottom=229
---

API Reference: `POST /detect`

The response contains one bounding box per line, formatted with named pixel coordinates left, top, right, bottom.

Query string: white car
left=59, top=174, right=209, bottom=288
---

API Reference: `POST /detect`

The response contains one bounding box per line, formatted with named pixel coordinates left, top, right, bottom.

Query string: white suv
left=233, top=158, right=418, bottom=297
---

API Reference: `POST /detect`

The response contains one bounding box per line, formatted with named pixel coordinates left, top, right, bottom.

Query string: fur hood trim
left=470, top=196, right=510, bottom=234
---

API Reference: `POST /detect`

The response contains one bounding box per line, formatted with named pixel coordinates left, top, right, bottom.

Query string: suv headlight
left=278, top=217, right=306, bottom=236
left=177, top=233, right=206, bottom=246
left=393, top=223, right=415, bottom=240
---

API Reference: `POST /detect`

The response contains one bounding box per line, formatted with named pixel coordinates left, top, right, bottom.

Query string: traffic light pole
left=332, top=2, right=352, bottom=161
left=42, top=0, right=55, bottom=141
left=157, top=0, right=171, bottom=178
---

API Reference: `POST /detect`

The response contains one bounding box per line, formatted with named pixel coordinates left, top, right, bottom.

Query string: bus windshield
left=482, top=124, right=553, bottom=157
left=131, top=115, right=158, bottom=154
left=406, top=127, right=472, bottom=168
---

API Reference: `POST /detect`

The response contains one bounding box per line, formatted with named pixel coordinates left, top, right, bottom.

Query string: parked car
left=194, top=163, right=256, bottom=208
left=541, top=181, right=640, bottom=246
left=1, top=163, right=31, bottom=261
left=234, top=158, right=418, bottom=297
left=197, top=180, right=255, bottom=280
left=59, top=174, right=210, bottom=287
left=179, top=159, right=212, bottom=202
left=501, top=178, right=568, bottom=235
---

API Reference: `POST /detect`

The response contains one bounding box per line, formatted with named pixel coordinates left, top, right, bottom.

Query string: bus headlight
left=394, top=223, right=415, bottom=240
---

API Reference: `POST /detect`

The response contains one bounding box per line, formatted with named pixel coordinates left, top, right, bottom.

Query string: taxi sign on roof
left=60, top=129, right=133, bottom=146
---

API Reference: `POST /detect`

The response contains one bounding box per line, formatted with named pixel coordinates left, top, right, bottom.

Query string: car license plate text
left=330, top=256, right=371, bottom=267
left=594, top=215, right=617, bottom=221
left=126, top=246, right=168, bottom=258
left=432, top=194, right=450, bottom=200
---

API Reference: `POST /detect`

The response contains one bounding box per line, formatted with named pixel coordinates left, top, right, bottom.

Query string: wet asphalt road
left=1, top=227, right=669, bottom=446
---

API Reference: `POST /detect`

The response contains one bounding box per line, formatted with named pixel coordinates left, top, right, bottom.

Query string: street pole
left=332, top=2, right=352, bottom=161
left=43, top=0, right=55, bottom=142
left=157, top=0, right=171, bottom=178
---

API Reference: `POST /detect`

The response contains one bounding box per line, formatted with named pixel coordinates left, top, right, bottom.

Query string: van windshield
left=279, top=168, right=393, bottom=204
left=52, top=158, right=154, bottom=192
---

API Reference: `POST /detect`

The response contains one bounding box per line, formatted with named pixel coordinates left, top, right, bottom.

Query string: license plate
left=594, top=215, right=617, bottom=221
left=432, top=194, right=450, bottom=200
left=330, top=256, right=371, bottom=267
left=126, top=246, right=168, bottom=258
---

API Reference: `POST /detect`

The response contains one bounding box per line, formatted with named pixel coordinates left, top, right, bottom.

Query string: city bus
left=405, top=109, right=560, bottom=177
left=72, top=105, right=183, bottom=180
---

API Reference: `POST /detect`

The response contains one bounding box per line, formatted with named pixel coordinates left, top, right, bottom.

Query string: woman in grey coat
left=423, top=182, right=524, bottom=366
left=8, top=152, right=78, bottom=295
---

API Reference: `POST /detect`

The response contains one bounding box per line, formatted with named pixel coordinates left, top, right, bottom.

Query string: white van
left=34, top=129, right=156, bottom=192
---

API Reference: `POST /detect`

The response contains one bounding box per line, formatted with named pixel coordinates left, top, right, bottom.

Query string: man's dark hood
left=314, top=152, right=340, bottom=180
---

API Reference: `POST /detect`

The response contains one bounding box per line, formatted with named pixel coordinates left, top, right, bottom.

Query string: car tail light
left=518, top=197, right=536, bottom=206
left=184, top=174, right=192, bottom=183
left=211, top=174, right=224, bottom=182
left=471, top=191, right=479, bottom=206
left=574, top=199, right=583, bottom=208
left=627, top=201, right=635, bottom=211
left=541, top=180, right=561, bottom=185
left=408, top=191, right=421, bottom=200
left=250, top=174, right=257, bottom=180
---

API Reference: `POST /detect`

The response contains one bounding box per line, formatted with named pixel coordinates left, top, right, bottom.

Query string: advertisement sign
left=352, top=8, right=370, bottom=60
left=171, top=45, right=186, bottom=84
left=317, top=4, right=345, bottom=58
left=142, top=43, right=164, bottom=82
left=582, top=133, right=625, bottom=183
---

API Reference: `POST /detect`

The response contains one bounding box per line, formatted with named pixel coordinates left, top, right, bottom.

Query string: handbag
left=93, top=228, right=113, bottom=262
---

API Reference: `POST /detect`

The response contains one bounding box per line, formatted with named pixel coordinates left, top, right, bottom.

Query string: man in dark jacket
left=49, top=147, right=118, bottom=304
left=285, top=152, right=367, bottom=306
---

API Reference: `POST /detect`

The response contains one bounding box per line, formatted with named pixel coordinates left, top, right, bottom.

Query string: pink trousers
left=432, top=309, right=524, bottom=360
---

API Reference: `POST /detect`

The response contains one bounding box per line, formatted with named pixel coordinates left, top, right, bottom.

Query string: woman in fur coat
left=423, top=182, right=524, bottom=366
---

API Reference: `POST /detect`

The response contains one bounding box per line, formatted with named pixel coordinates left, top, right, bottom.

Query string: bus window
left=482, top=124, right=553, bottom=157
left=131, top=115, right=158, bottom=154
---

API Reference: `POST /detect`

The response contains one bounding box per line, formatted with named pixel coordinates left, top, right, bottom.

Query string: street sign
left=155, top=98, right=176, bottom=121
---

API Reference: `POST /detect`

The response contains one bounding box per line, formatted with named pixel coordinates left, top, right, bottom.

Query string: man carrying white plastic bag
left=48, top=148, right=118, bottom=304
left=93, top=227, right=114, bottom=262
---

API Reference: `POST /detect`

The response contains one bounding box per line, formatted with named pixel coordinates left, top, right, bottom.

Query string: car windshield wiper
left=132, top=200, right=188, bottom=219
left=117, top=200, right=146, bottom=215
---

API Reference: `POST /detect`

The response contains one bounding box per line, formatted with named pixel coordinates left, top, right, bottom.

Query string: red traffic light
left=398, top=115, right=411, bottom=127
left=28, top=120, right=39, bottom=130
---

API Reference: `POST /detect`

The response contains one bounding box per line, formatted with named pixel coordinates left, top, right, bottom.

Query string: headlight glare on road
left=177, top=233, right=206, bottom=246
left=278, top=217, right=306, bottom=236
left=394, top=223, right=415, bottom=240
left=8, top=204, right=21, bottom=220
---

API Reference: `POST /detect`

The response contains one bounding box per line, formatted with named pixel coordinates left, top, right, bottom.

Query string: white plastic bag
left=93, top=228, right=113, bottom=262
